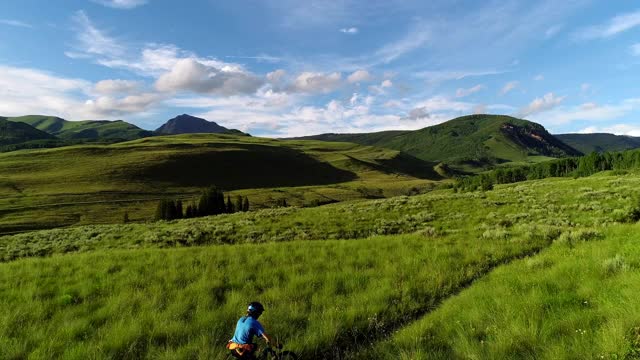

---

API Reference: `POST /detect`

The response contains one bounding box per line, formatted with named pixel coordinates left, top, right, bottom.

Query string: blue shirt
left=231, top=316, right=265, bottom=344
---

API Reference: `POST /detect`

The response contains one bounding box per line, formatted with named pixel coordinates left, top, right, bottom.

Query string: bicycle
left=225, top=343, right=298, bottom=360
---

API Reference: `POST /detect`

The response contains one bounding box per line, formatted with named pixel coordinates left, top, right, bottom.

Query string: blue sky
left=0, top=0, right=639, bottom=137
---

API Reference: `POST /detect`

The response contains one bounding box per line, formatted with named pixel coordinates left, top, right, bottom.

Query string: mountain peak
left=155, top=114, right=245, bottom=135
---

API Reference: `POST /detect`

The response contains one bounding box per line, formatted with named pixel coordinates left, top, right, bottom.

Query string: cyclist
left=226, top=302, right=272, bottom=359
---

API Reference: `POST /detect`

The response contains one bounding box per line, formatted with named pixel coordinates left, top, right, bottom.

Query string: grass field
left=0, top=134, right=440, bottom=234
left=1, top=168, right=640, bottom=358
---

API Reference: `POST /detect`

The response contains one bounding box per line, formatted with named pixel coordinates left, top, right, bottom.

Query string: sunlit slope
left=7, top=115, right=153, bottom=141
left=0, top=133, right=440, bottom=232
left=294, top=115, right=582, bottom=169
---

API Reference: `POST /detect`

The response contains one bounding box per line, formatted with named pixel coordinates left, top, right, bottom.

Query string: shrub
left=602, top=254, right=627, bottom=276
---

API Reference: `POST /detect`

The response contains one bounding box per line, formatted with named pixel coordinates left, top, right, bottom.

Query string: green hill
left=7, top=115, right=153, bottom=142
left=0, top=133, right=440, bottom=233
left=293, top=115, right=582, bottom=170
left=555, top=133, right=640, bottom=154
left=0, top=118, right=59, bottom=149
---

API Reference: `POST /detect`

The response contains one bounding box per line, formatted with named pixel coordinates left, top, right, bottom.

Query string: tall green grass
left=0, top=232, right=547, bottom=359
left=364, top=224, right=640, bottom=359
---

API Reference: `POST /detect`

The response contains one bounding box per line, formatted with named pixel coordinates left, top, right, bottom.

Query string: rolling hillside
left=7, top=115, right=153, bottom=142
left=0, top=133, right=441, bottom=233
left=293, top=114, right=582, bottom=170
left=556, top=133, right=640, bottom=154
left=0, top=118, right=56, bottom=145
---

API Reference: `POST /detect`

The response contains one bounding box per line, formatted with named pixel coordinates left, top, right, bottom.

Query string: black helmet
left=247, top=302, right=265, bottom=316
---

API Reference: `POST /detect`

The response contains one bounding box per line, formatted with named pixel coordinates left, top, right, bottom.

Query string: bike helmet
left=247, top=302, right=265, bottom=316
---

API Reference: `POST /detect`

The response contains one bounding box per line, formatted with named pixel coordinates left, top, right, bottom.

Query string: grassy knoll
left=293, top=115, right=581, bottom=170
left=365, top=223, right=640, bottom=360
left=0, top=232, right=548, bottom=359
left=0, top=134, right=439, bottom=233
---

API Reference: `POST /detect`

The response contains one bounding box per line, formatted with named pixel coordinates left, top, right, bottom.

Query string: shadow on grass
left=129, top=144, right=358, bottom=189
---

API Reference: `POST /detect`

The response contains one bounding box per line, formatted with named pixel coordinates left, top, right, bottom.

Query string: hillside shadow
left=130, top=144, right=358, bottom=189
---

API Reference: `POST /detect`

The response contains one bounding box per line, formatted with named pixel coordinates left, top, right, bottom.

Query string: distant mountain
left=8, top=115, right=153, bottom=142
left=555, top=133, right=640, bottom=154
left=292, top=114, right=582, bottom=169
left=155, top=114, right=246, bottom=135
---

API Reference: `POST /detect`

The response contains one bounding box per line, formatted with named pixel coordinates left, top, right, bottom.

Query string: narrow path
left=319, top=244, right=550, bottom=360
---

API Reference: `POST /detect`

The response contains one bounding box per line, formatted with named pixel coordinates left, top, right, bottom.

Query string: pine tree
left=242, top=196, right=250, bottom=212
left=123, top=211, right=130, bottom=223
left=175, top=200, right=183, bottom=219
left=234, top=195, right=243, bottom=213
left=226, top=195, right=233, bottom=213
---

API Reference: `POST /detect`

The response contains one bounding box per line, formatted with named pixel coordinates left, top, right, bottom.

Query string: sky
left=1, top=0, right=639, bottom=137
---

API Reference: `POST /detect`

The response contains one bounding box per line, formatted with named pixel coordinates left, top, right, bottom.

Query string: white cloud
left=288, top=71, right=342, bottom=93
left=517, top=92, right=565, bottom=118
left=0, top=65, right=90, bottom=118
left=578, top=124, right=640, bottom=137
left=455, top=84, right=485, bottom=98
left=92, top=0, right=148, bottom=9
left=381, top=79, right=393, bottom=88
left=534, top=74, right=544, bottom=81
left=414, top=69, right=505, bottom=83
left=347, top=69, right=371, bottom=83
left=266, top=69, right=287, bottom=84
left=340, top=27, right=359, bottom=34
left=383, top=99, right=404, bottom=108
left=94, top=79, right=141, bottom=94
left=414, top=96, right=473, bottom=114
left=531, top=99, right=640, bottom=126
left=71, top=11, right=125, bottom=59
left=0, top=19, right=32, bottom=28
left=155, top=58, right=263, bottom=95
left=473, top=104, right=488, bottom=114
left=83, top=93, right=160, bottom=117
left=500, top=81, right=519, bottom=95
left=631, top=43, right=640, bottom=56
left=405, top=106, right=430, bottom=120
left=575, top=9, right=640, bottom=39
left=545, top=24, right=563, bottom=38
left=374, top=21, right=430, bottom=64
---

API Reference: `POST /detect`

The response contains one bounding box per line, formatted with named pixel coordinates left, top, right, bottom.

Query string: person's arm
left=261, top=332, right=272, bottom=344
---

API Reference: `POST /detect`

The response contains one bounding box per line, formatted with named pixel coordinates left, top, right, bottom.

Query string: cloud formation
left=288, top=72, right=342, bottom=93
left=575, top=9, right=640, bottom=39
left=517, top=93, right=565, bottom=118
left=0, top=19, right=32, bottom=28
left=155, top=58, right=263, bottom=95
left=455, top=84, right=485, bottom=98
left=94, top=79, right=141, bottom=94
left=340, top=27, right=359, bottom=34
left=500, top=81, right=519, bottom=95
left=92, top=0, right=148, bottom=9
left=347, top=69, right=371, bottom=83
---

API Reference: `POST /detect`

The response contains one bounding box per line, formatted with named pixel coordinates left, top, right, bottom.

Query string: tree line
left=155, top=187, right=249, bottom=221
left=455, top=149, right=640, bottom=192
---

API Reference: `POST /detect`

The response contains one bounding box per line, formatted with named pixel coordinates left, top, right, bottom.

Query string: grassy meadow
left=0, top=134, right=440, bottom=234
left=2, top=167, right=640, bottom=358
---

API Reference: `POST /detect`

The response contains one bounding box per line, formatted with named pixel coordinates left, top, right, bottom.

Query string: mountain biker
left=226, top=302, right=272, bottom=359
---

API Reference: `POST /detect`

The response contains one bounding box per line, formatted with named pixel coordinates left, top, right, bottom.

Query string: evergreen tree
left=226, top=195, right=234, bottom=213
left=175, top=200, right=183, bottom=219
left=123, top=211, right=130, bottom=223
left=242, top=196, right=250, bottom=212
left=234, top=195, right=243, bottom=213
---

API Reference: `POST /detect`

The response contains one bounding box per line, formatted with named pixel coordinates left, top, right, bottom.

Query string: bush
left=602, top=254, right=627, bottom=276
